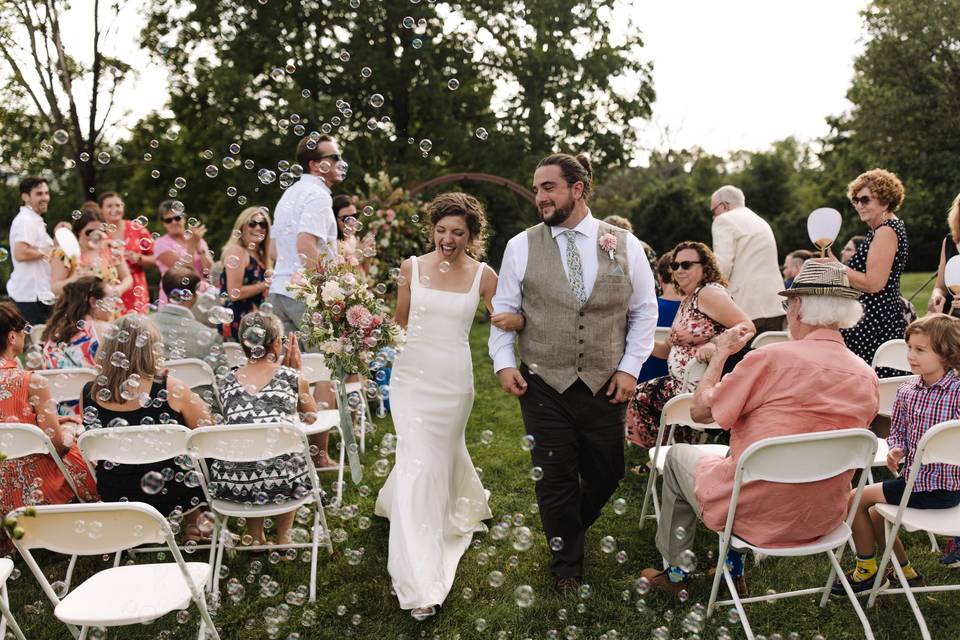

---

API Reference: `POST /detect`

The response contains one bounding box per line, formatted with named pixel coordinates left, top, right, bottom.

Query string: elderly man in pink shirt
left=641, top=262, right=880, bottom=596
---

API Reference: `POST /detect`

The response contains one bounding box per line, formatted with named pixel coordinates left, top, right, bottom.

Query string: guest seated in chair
left=833, top=313, right=960, bottom=594
left=640, top=262, right=880, bottom=597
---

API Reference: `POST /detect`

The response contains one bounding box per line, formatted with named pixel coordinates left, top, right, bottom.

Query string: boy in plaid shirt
left=834, top=314, right=960, bottom=594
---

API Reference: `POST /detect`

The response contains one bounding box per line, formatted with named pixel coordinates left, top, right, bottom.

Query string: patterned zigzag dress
left=210, top=365, right=309, bottom=503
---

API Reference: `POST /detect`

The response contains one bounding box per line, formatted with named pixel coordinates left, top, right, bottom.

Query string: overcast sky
left=61, top=0, right=869, bottom=163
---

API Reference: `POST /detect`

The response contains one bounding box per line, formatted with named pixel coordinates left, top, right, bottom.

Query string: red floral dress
left=625, top=284, right=726, bottom=448
left=0, top=358, right=99, bottom=521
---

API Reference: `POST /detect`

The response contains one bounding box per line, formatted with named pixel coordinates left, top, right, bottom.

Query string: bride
left=375, top=192, right=523, bottom=619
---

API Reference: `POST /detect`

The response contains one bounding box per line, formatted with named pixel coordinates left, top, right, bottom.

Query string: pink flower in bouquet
left=599, top=233, right=618, bottom=261
left=385, top=209, right=396, bottom=222
left=346, top=304, right=373, bottom=328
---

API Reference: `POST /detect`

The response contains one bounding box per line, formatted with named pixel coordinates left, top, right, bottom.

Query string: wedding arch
left=408, top=172, right=536, bottom=206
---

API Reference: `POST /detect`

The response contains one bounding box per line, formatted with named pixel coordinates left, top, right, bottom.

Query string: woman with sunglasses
left=100, top=192, right=156, bottom=315
left=219, top=206, right=273, bottom=341
left=827, top=169, right=908, bottom=375
left=625, top=241, right=753, bottom=458
left=49, top=207, right=132, bottom=305
left=154, top=199, right=214, bottom=306
left=333, top=195, right=375, bottom=276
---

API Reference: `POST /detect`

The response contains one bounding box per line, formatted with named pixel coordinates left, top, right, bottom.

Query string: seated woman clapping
left=39, top=276, right=113, bottom=370
left=211, top=312, right=318, bottom=547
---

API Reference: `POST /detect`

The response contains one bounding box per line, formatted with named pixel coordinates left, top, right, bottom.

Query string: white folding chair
left=705, top=429, right=878, bottom=640
left=28, top=323, right=46, bottom=346
left=653, top=326, right=671, bottom=343
left=0, top=423, right=87, bottom=503
left=32, top=368, right=98, bottom=404
left=865, top=375, right=915, bottom=485
left=865, top=420, right=960, bottom=638
left=639, top=393, right=728, bottom=529
left=186, top=423, right=333, bottom=602
left=222, top=343, right=247, bottom=369
left=0, top=558, right=26, bottom=640
left=163, top=358, right=216, bottom=390
left=77, top=424, right=212, bottom=556
left=9, top=501, right=219, bottom=640
left=301, top=352, right=372, bottom=456
left=749, top=331, right=790, bottom=349
left=872, top=339, right=909, bottom=372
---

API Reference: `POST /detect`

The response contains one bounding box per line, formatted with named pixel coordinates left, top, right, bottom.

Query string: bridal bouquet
left=287, top=255, right=404, bottom=379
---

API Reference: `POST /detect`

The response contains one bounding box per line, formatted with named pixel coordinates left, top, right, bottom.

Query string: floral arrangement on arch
left=287, top=255, right=404, bottom=379
left=352, top=172, right=429, bottom=294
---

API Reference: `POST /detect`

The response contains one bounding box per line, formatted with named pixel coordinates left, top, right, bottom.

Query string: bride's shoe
left=410, top=606, right=438, bottom=621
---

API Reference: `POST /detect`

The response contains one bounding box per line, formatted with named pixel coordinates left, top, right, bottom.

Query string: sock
left=666, top=565, right=688, bottom=583
left=852, top=554, right=877, bottom=582
left=899, top=559, right=919, bottom=580
left=725, top=549, right=744, bottom=577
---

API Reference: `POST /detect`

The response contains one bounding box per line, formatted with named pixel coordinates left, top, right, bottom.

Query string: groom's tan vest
left=517, top=221, right=633, bottom=395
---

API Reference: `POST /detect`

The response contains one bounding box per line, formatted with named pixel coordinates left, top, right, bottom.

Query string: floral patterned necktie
left=564, top=230, right=587, bottom=305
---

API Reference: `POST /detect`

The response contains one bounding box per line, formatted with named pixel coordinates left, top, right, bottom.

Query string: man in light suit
left=152, top=267, right=227, bottom=375
left=710, top=185, right=786, bottom=334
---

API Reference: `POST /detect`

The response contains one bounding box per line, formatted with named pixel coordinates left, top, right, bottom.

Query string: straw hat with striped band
left=778, top=261, right=861, bottom=300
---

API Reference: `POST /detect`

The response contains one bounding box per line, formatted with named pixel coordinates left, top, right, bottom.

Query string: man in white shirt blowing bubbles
left=8, top=176, right=56, bottom=326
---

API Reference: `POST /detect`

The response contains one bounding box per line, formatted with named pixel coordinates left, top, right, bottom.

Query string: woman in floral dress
left=625, top=242, right=753, bottom=456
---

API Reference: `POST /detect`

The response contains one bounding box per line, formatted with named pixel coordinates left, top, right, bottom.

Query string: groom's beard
left=541, top=197, right=575, bottom=227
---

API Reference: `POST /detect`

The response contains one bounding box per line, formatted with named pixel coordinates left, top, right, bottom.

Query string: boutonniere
left=599, top=233, right=618, bottom=261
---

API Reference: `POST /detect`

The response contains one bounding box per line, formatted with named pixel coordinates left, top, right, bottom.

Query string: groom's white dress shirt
left=488, top=212, right=658, bottom=379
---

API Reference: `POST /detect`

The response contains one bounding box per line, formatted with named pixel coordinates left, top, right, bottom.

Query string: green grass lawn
left=6, top=308, right=960, bottom=639
left=902, top=271, right=938, bottom=316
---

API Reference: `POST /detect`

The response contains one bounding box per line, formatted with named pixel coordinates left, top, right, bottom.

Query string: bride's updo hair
left=425, top=192, right=488, bottom=259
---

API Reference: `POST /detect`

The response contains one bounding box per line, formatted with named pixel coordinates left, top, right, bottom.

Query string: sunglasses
left=163, top=215, right=183, bottom=224
left=319, top=153, right=342, bottom=163
left=851, top=195, right=873, bottom=206
left=82, top=228, right=101, bottom=237
left=247, top=220, right=268, bottom=229
left=670, top=260, right=702, bottom=271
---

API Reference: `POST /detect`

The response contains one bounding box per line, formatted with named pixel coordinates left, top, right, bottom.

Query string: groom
left=489, top=153, right=658, bottom=595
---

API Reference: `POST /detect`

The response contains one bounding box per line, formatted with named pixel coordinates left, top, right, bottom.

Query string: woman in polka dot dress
left=837, top=169, right=909, bottom=376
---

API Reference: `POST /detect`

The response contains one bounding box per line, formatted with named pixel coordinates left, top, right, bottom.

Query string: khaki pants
left=655, top=444, right=709, bottom=566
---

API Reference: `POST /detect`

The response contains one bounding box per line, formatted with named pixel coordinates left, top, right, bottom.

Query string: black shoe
left=831, top=568, right=887, bottom=596
left=554, top=576, right=581, bottom=599
left=885, top=567, right=925, bottom=589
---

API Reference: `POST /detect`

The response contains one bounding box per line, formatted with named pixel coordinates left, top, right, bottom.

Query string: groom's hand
left=606, top=372, right=636, bottom=404
left=497, top=368, right=528, bottom=397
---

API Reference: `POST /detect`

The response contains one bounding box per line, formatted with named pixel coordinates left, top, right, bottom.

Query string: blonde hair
left=947, top=192, right=960, bottom=244
left=905, top=313, right=960, bottom=370
left=222, top=206, right=272, bottom=268
left=91, top=315, right=162, bottom=403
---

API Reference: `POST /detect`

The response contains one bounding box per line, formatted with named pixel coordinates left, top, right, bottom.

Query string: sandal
left=630, top=464, right=649, bottom=476
left=410, top=605, right=438, bottom=621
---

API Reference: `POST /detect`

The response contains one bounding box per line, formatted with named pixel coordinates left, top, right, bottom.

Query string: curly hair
left=847, top=168, right=905, bottom=212
left=669, top=241, right=728, bottom=290
left=426, top=192, right=488, bottom=258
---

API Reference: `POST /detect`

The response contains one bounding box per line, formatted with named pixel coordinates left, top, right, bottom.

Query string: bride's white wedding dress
left=375, top=255, right=492, bottom=610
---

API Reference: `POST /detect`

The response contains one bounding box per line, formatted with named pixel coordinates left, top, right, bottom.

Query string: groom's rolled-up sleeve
left=617, top=235, right=658, bottom=378
left=488, top=233, right=526, bottom=373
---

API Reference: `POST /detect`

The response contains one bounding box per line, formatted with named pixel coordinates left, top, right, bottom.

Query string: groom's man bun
left=537, top=153, right=593, bottom=202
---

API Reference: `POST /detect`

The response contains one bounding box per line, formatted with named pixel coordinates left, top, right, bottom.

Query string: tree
left=0, top=0, right=132, bottom=197
left=461, top=0, right=656, bottom=177
left=819, top=0, right=960, bottom=269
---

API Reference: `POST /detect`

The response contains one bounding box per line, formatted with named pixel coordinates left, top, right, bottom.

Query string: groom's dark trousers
left=518, top=363, right=626, bottom=577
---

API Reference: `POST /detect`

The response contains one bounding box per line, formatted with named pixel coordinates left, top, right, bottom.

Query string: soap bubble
left=369, top=94, right=384, bottom=108
left=205, top=165, right=219, bottom=178
left=612, top=498, right=626, bottom=514
left=514, top=585, right=534, bottom=607
left=487, top=570, right=504, bottom=587
left=53, top=129, right=69, bottom=145
left=480, top=430, right=493, bottom=445
left=140, top=471, right=165, bottom=495
left=447, top=78, right=460, bottom=91
left=549, top=537, right=564, bottom=551
left=475, top=127, right=489, bottom=140
left=600, top=536, right=616, bottom=553
left=520, top=435, right=535, bottom=451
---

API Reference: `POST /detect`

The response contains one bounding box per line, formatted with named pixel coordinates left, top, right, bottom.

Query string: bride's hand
left=490, top=312, right=524, bottom=332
